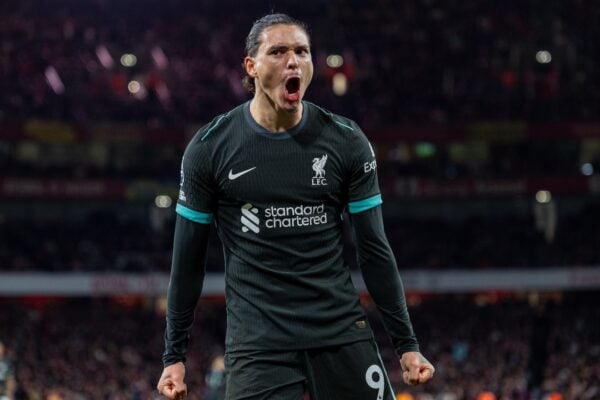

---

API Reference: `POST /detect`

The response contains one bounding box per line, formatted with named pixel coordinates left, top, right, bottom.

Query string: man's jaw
left=253, top=80, right=304, bottom=117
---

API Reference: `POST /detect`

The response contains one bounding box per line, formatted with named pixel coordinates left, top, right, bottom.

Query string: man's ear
left=244, top=56, right=257, bottom=78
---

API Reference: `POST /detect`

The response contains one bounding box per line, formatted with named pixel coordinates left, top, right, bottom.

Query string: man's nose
left=286, top=51, right=299, bottom=68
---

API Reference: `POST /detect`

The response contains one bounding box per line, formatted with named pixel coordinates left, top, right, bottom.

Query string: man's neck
left=249, top=95, right=303, bottom=132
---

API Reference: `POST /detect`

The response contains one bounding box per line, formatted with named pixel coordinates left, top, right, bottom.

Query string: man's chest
left=214, top=140, right=346, bottom=205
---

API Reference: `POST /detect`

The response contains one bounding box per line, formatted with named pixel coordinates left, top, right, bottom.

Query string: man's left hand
left=399, top=351, right=435, bottom=385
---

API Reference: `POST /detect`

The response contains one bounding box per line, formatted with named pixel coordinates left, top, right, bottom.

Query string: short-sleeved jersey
left=177, top=101, right=382, bottom=351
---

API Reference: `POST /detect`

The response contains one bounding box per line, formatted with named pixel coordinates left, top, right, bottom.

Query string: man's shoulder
left=305, top=101, right=365, bottom=141
left=185, top=104, right=246, bottom=157
left=192, top=104, right=245, bottom=143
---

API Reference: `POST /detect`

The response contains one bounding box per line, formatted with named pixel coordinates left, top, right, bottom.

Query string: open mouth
left=284, top=77, right=301, bottom=101
left=286, top=77, right=300, bottom=93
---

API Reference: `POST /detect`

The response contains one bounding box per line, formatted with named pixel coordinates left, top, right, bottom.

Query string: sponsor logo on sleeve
left=364, top=142, right=377, bottom=173
left=364, top=159, right=377, bottom=173
left=179, top=158, right=187, bottom=201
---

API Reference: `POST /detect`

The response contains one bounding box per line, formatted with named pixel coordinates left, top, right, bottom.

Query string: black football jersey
left=177, top=101, right=382, bottom=351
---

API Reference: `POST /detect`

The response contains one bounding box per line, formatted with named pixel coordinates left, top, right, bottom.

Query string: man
left=0, top=341, right=16, bottom=400
left=157, top=13, right=434, bottom=400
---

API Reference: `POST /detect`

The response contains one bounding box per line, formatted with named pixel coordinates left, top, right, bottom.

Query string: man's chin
left=281, top=99, right=302, bottom=113
left=284, top=105, right=300, bottom=114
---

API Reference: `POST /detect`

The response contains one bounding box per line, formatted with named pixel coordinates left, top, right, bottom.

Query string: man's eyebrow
left=267, top=43, right=310, bottom=52
left=267, top=45, right=288, bottom=52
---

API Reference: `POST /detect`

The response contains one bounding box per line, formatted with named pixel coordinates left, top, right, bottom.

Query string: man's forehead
left=259, top=24, right=310, bottom=47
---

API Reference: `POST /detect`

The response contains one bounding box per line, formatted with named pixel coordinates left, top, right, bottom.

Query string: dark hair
left=242, top=13, right=310, bottom=93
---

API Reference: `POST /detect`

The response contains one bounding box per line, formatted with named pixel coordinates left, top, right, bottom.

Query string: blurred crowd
left=0, top=298, right=226, bottom=400
left=1, top=0, right=599, bottom=125
left=366, top=297, right=534, bottom=400
left=0, top=212, right=175, bottom=272
left=0, top=292, right=597, bottom=400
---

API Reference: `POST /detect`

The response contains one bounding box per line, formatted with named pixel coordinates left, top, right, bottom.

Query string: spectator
left=0, top=340, right=16, bottom=400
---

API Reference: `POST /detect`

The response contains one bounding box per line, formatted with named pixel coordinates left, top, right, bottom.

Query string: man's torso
left=178, top=102, right=380, bottom=350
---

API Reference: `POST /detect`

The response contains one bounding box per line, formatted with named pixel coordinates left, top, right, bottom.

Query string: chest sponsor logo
left=312, top=154, right=328, bottom=186
left=241, top=203, right=260, bottom=233
left=240, top=202, right=328, bottom=233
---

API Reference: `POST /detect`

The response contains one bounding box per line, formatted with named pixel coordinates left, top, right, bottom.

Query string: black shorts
left=224, top=339, right=395, bottom=400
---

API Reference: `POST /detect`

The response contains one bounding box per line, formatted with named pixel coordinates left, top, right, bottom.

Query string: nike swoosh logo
left=228, top=167, right=256, bottom=180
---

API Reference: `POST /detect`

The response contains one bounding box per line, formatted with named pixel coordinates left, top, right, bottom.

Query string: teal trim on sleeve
left=176, top=204, right=214, bottom=224
left=348, top=194, right=382, bottom=214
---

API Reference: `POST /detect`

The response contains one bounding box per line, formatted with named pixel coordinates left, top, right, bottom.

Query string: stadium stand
left=1, top=0, right=599, bottom=399
left=0, top=0, right=599, bottom=123
left=0, top=293, right=597, bottom=399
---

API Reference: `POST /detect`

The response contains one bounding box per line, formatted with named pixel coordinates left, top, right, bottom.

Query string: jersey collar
left=243, top=101, right=309, bottom=140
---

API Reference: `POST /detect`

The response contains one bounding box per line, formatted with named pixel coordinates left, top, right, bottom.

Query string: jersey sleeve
left=346, top=124, right=382, bottom=214
left=176, top=139, right=217, bottom=224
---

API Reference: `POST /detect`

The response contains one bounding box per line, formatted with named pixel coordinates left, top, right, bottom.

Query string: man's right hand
left=157, top=361, right=187, bottom=399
